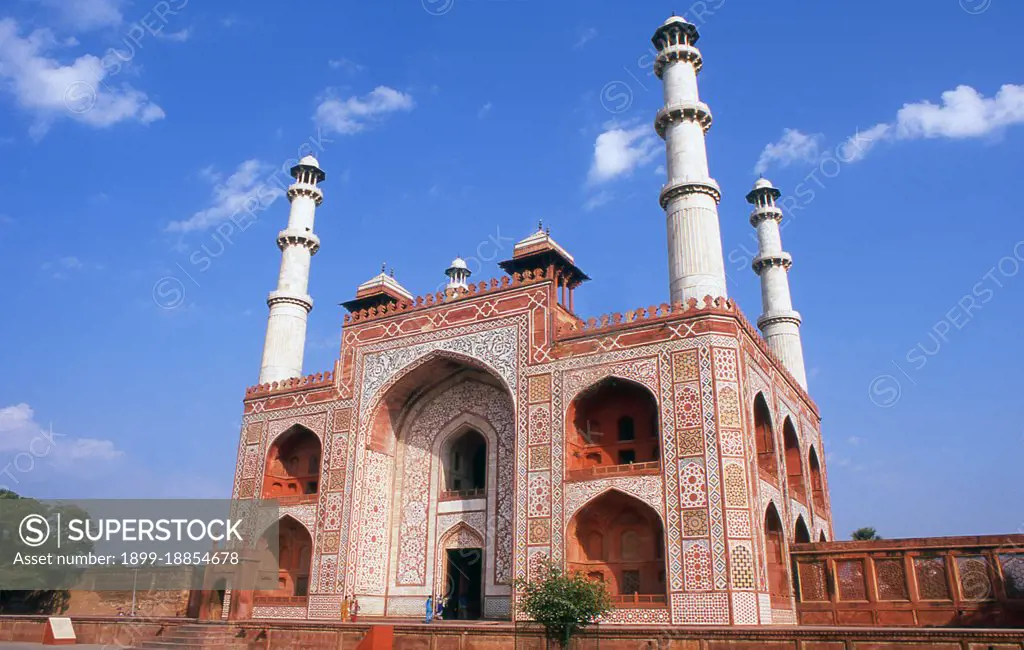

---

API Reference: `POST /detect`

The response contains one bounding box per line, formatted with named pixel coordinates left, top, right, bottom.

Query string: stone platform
left=3, top=616, right=1024, bottom=649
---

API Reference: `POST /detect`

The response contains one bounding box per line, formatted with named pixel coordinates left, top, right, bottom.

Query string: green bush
left=515, top=560, right=612, bottom=649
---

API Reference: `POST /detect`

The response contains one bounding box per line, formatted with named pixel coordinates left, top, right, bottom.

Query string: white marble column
left=653, top=16, right=728, bottom=303
left=259, top=156, right=326, bottom=384
left=746, top=178, right=807, bottom=389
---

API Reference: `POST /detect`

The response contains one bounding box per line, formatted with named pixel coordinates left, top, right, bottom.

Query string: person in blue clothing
left=425, top=594, right=434, bottom=623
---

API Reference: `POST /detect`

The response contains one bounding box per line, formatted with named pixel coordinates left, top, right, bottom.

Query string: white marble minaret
left=747, top=178, right=807, bottom=389
left=258, top=155, right=326, bottom=384
left=653, top=16, right=728, bottom=303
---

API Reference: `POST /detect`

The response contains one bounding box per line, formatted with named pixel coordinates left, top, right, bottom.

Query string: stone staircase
left=132, top=622, right=249, bottom=649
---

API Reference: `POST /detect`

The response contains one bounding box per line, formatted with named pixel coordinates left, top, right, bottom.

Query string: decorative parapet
left=245, top=370, right=334, bottom=398
left=555, top=294, right=818, bottom=416
left=343, top=267, right=553, bottom=326
left=555, top=295, right=736, bottom=339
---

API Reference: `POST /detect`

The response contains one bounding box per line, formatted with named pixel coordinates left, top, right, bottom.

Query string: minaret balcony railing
left=653, top=43, right=703, bottom=77
left=757, top=309, right=803, bottom=331
left=658, top=178, right=721, bottom=209
left=267, top=290, right=313, bottom=312
left=287, top=182, right=324, bottom=205
left=276, top=228, right=321, bottom=254
left=749, top=205, right=784, bottom=226
left=654, top=100, right=712, bottom=137
left=752, top=252, right=793, bottom=274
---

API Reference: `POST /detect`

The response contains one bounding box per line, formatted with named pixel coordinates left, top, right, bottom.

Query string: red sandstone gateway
left=200, top=13, right=1023, bottom=632
left=6, top=13, right=1016, bottom=648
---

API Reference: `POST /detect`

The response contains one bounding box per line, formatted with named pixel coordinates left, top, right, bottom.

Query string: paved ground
left=0, top=644, right=116, bottom=649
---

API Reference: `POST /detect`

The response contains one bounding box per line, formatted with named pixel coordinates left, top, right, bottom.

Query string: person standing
left=350, top=595, right=359, bottom=622
left=340, top=595, right=350, bottom=622
left=425, top=594, right=434, bottom=623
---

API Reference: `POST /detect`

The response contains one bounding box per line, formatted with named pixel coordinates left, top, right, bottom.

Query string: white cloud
left=583, top=189, right=614, bottom=212
left=327, top=57, right=365, bottom=74
left=156, top=28, right=192, bottom=42
left=0, top=403, right=124, bottom=479
left=166, top=159, right=284, bottom=233
left=30, top=0, right=125, bottom=31
left=574, top=27, right=598, bottom=50
left=838, top=123, right=892, bottom=163
left=477, top=101, right=492, bottom=119
left=754, top=128, right=822, bottom=175
left=895, top=84, right=1024, bottom=139
left=41, top=255, right=94, bottom=279
left=587, top=123, right=660, bottom=185
left=780, top=85, right=1024, bottom=167
left=0, top=18, right=165, bottom=138
left=314, top=86, right=414, bottom=135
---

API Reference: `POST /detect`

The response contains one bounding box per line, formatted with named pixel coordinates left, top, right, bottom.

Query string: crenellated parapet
left=245, top=370, right=334, bottom=399
left=343, top=267, right=553, bottom=325
left=556, top=295, right=736, bottom=339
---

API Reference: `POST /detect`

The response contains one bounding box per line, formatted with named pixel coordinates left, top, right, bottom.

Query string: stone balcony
left=566, top=461, right=661, bottom=483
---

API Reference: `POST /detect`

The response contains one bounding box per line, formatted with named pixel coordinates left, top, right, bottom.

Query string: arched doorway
left=358, top=352, right=516, bottom=617
left=566, top=378, right=660, bottom=475
left=568, top=491, right=666, bottom=606
left=442, top=429, right=487, bottom=497
left=782, top=418, right=806, bottom=503
left=209, top=578, right=226, bottom=620
left=262, top=425, right=322, bottom=502
left=753, top=393, right=779, bottom=481
left=764, top=503, right=790, bottom=607
left=263, top=516, right=312, bottom=597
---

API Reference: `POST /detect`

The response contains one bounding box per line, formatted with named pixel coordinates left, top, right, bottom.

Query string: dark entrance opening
left=444, top=548, right=483, bottom=620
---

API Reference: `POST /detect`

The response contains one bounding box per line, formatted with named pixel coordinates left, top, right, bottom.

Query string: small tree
left=851, top=527, right=881, bottom=541
left=515, top=560, right=612, bottom=649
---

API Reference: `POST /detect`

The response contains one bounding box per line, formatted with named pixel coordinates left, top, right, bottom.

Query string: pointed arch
left=567, top=489, right=666, bottom=603
left=753, top=392, right=779, bottom=481
left=819, top=531, right=828, bottom=543
left=364, top=349, right=512, bottom=454
left=259, top=514, right=312, bottom=598
left=361, top=346, right=516, bottom=441
left=808, top=445, right=825, bottom=512
left=794, top=515, right=811, bottom=544
left=262, top=424, right=321, bottom=501
left=566, top=377, right=660, bottom=473
left=782, top=417, right=807, bottom=503
left=764, top=503, right=790, bottom=606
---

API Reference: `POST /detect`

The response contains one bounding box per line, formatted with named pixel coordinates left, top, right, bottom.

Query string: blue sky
left=0, top=0, right=1022, bottom=540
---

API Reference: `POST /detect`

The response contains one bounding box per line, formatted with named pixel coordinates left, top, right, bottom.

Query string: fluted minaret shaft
left=653, top=17, right=727, bottom=303
left=258, top=157, right=326, bottom=384
left=747, top=179, right=807, bottom=389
